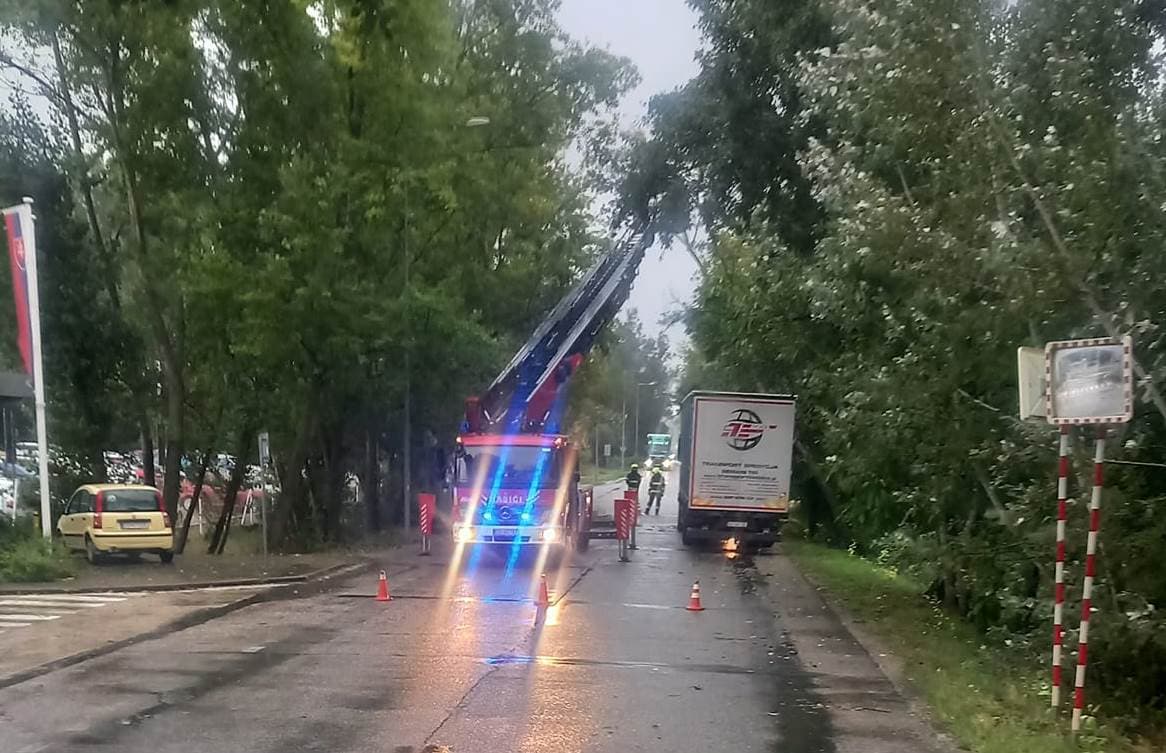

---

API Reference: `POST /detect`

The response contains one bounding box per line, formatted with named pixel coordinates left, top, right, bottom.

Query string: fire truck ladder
left=465, top=227, right=650, bottom=435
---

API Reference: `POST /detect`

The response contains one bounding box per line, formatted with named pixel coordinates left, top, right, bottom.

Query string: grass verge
left=0, top=535, right=74, bottom=583
left=784, top=540, right=1156, bottom=753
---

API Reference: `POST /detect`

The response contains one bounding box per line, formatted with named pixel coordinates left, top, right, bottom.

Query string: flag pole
left=19, top=198, right=51, bottom=538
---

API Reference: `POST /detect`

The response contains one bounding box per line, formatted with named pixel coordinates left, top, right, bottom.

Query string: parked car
left=56, top=484, right=174, bottom=564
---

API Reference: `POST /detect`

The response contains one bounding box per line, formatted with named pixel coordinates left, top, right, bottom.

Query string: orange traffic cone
left=686, top=579, right=704, bottom=612
left=375, top=570, right=391, bottom=602
left=535, top=573, right=550, bottom=608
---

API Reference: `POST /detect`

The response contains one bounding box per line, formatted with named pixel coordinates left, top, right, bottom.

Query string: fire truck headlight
left=456, top=525, right=475, bottom=543
left=541, top=527, right=559, bottom=543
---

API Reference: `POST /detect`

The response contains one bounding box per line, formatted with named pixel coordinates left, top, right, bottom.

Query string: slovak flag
left=3, top=205, right=33, bottom=376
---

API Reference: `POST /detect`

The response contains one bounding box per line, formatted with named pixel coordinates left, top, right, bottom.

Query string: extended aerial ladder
left=462, top=227, right=649, bottom=435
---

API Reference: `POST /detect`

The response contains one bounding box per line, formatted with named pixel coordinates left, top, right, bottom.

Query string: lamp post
left=402, top=115, right=492, bottom=531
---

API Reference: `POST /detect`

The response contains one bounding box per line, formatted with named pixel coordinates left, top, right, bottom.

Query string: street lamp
left=402, top=113, right=493, bottom=531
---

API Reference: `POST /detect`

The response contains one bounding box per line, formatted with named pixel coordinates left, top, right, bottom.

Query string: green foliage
left=0, top=520, right=73, bottom=583
left=636, top=0, right=1166, bottom=733
left=0, top=1, right=635, bottom=544
left=788, top=541, right=1157, bottom=753
left=567, top=312, right=673, bottom=465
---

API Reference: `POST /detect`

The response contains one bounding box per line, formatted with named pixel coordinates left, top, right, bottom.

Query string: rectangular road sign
left=258, top=431, right=271, bottom=467
left=1017, top=347, right=1046, bottom=421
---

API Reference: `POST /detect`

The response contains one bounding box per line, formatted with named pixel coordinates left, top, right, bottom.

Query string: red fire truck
left=450, top=230, right=647, bottom=552
left=450, top=433, right=592, bottom=551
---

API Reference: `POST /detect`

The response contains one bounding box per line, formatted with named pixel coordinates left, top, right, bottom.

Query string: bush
left=0, top=518, right=73, bottom=582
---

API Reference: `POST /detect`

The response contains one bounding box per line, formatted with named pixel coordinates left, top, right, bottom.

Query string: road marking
left=0, top=599, right=105, bottom=609
left=166, top=583, right=284, bottom=594
left=0, top=593, right=133, bottom=635
left=0, top=594, right=126, bottom=606
left=0, top=614, right=62, bottom=622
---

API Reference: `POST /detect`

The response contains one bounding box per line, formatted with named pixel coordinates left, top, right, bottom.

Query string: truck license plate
left=493, top=529, right=515, bottom=541
left=726, top=521, right=748, bottom=529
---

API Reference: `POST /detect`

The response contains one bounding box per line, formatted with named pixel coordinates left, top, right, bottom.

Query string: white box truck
left=676, top=391, right=795, bottom=548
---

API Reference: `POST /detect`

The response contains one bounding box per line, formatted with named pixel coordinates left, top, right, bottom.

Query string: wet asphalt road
left=0, top=472, right=949, bottom=753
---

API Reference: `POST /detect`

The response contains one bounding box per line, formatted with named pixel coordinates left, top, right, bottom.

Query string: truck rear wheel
left=680, top=528, right=696, bottom=547
left=575, top=530, right=590, bottom=552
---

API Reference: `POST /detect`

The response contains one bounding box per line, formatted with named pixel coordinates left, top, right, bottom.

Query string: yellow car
left=57, top=484, right=174, bottom=564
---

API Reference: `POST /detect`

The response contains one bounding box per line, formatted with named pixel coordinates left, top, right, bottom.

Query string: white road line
left=167, top=583, right=279, bottom=594
left=0, top=599, right=107, bottom=610
left=0, top=614, right=62, bottom=622
left=0, top=607, right=76, bottom=615
left=1, top=594, right=128, bottom=604
left=0, top=592, right=134, bottom=635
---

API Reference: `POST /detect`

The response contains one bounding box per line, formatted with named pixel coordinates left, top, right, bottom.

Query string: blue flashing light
left=505, top=445, right=553, bottom=578
left=483, top=510, right=496, bottom=523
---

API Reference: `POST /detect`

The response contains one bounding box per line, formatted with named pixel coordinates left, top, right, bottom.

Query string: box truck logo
left=721, top=408, right=773, bottom=451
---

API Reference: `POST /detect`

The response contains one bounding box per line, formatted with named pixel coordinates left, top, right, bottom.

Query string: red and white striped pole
left=1051, top=426, right=1070, bottom=708
left=1071, top=427, right=1106, bottom=733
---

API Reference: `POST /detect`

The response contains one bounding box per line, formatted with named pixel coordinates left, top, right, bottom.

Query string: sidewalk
left=0, top=557, right=373, bottom=690
left=0, top=551, right=356, bottom=594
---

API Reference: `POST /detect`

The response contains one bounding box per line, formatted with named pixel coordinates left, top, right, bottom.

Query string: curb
left=0, top=561, right=360, bottom=595
left=0, top=560, right=371, bottom=691
left=785, top=551, right=962, bottom=753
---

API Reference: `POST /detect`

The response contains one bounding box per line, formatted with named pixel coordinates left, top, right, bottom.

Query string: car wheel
left=159, top=550, right=175, bottom=564
left=84, top=535, right=102, bottom=565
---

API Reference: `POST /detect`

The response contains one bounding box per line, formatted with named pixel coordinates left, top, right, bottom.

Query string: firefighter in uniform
left=646, top=466, right=665, bottom=515
left=625, top=463, right=642, bottom=494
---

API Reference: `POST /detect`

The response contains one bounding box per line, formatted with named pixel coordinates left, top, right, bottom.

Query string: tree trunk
left=365, top=428, right=380, bottom=532
left=106, top=45, right=187, bottom=522
left=175, top=448, right=212, bottom=555
left=209, top=428, right=253, bottom=555
left=321, top=427, right=345, bottom=542
left=271, top=405, right=315, bottom=549
left=142, top=424, right=156, bottom=487
left=793, top=436, right=843, bottom=535
left=161, top=377, right=185, bottom=521
left=52, top=31, right=121, bottom=310
left=89, top=447, right=107, bottom=484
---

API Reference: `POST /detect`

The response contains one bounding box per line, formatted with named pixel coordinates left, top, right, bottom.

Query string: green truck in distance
left=644, top=433, right=672, bottom=470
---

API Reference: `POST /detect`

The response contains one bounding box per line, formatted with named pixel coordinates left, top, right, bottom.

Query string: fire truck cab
left=451, top=433, right=592, bottom=550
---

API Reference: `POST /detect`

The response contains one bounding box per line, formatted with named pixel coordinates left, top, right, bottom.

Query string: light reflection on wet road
left=0, top=471, right=949, bottom=753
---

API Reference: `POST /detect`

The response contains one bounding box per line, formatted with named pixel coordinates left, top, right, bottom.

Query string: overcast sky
left=556, top=0, right=702, bottom=350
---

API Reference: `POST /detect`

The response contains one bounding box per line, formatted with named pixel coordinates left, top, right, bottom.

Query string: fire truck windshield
left=456, top=445, right=559, bottom=488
